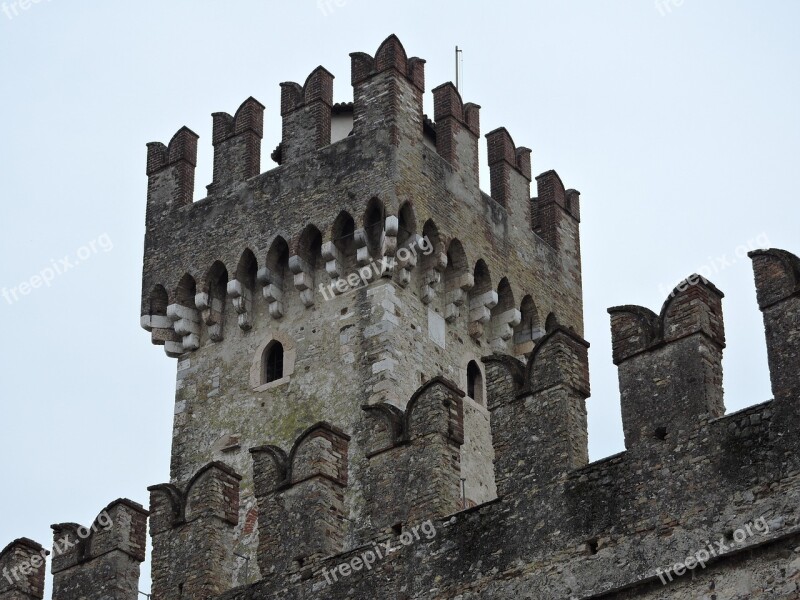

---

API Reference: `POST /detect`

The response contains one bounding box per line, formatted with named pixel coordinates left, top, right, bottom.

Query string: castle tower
left=140, top=34, right=583, bottom=590
left=2, top=31, right=796, bottom=600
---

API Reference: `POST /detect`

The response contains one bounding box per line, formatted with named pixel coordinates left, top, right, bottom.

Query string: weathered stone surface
left=148, top=463, right=241, bottom=599
left=0, top=538, right=47, bottom=600
left=50, top=499, right=148, bottom=600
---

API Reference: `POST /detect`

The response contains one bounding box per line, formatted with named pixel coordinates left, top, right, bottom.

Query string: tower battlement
left=0, top=538, right=47, bottom=600
left=49, top=500, right=148, bottom=600
left=141, top=35, right=583, bottom=364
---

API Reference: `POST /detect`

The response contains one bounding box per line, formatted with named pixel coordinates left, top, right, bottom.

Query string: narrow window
left=467, top=360, right=484, bottom=405
left=263, top=342, right=284, bottom=384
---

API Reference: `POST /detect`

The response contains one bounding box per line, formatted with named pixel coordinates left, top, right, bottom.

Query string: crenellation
left=247, top=445, right=287, bottom=579
left=350, top=35, right=424, bottom=91
left=750, top=248, right=800, bottom=309
left=49, top=499, right=148, bottom=600
left=0, top=538, right=47, bottom=600
left=750, top=248, right=800, bottom=468
left=609, top=278, right=726, bottom=451
left=490, top=326, right=590, bottom=498
left=148, top=463, right=241, bottom=599
left=712, top=400, right=776, bottom=487
left=213, top=353, right=797, bottom=599
left=138, top=34, right=584, bottom=359
left=280, top=67, right=334, bottom=164
left=431, top=82, right=480, bottom=184
left=250, top=423, right=350, bottom=577
left=750, top=249, right=800, bottom=405
left=145, top=126, right=198, bottom=220
left=350, top=36, right=425, bottom=147
left=481, top=354, right=525, bottom=410
left=533, top=169, right=581, bottom=250
left=485, top=127, right=532, bottom=219
left=361, top=402, right=404, bottom=458
left=359, top=377, right=464, bottom=539
left=207, top=96, right=265, bottom=196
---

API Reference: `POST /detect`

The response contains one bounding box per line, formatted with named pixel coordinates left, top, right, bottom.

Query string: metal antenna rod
left=455, top=46, right=463, bottom=92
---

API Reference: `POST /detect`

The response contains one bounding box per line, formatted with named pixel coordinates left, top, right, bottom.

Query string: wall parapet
left=250, top=423, right=350, bottom=576
left=148, top=463, right=241, bottom=599
left=50, top=499, right=148, bottom=600
left=0, top=538, right=47, bottom=600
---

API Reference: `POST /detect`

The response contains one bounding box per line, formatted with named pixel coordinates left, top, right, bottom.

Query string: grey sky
left=1, top=1, right=798, bottom=596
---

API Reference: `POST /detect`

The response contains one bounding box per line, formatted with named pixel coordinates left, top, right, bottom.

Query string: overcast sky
left=1, top=1, right=798, bottom=596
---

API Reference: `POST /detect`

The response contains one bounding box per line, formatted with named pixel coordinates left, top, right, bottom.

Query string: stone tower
left=138, top=34, right=583, bottom=592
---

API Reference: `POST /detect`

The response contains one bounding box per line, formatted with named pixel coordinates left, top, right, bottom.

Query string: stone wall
left=0, top=538, right=47, bottom=600
left=50, top=499, right=148, bottom=600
